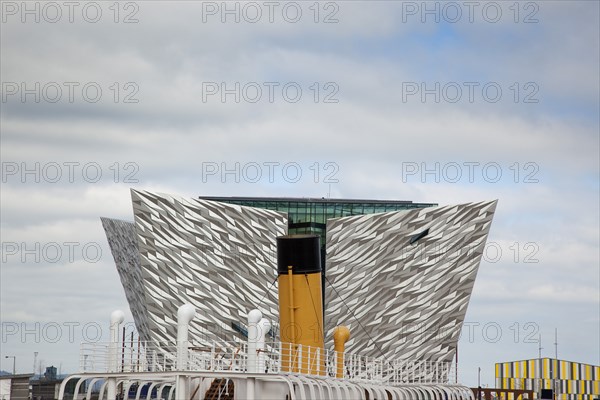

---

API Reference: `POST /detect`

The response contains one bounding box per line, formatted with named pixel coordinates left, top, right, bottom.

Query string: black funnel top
left=276, top=235, right=321, bottom=275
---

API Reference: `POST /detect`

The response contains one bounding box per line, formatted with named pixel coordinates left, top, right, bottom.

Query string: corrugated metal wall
left=495, top=358, right=600, bottom=400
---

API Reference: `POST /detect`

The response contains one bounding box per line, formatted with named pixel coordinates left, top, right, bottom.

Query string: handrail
left=79, top=340, right=457, bottom=385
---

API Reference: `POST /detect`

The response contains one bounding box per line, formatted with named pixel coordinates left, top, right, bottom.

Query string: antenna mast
left=554, top=328, right=558, bottom=359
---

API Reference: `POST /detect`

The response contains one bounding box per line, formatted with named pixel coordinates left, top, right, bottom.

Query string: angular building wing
left=324, top=200, right=497, bottom=361
left=130, top=189, right=288, bottom=345
left=101, top=217, right=152, bottom=343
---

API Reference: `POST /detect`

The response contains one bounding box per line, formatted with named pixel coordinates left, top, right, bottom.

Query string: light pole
left=5, top=356, right=16, bottom=375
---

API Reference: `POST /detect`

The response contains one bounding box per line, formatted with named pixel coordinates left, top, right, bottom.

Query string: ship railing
left=80, top=340, right=247, bottom=373
left=377, top=359, right=456, bottom=385
left=79, top=340, right=457, bottom=384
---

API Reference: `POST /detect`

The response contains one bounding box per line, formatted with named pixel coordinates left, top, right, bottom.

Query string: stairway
left=203, top=378, right=234, bottom=400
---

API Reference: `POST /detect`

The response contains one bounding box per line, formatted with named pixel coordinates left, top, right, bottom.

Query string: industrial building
left=0, top=374, right=32, bottom=400
left=496, top=358, right=600, bottom=400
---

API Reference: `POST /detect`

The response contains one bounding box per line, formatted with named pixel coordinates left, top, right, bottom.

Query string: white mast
left=554, top=328, right=558, bottom=359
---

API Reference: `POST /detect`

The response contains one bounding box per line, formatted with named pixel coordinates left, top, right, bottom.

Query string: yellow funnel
left=277, top=235, right=325, bottom=375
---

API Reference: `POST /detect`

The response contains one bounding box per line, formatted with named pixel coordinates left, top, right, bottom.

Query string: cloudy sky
left=1, top=0, right=598, bottom=387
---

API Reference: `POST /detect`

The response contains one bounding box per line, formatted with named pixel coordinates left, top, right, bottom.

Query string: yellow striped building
left=495, top=358, right=600, bottom=400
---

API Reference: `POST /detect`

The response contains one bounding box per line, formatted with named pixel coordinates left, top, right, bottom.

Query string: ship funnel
left=276, top=234, right=325, bottom=375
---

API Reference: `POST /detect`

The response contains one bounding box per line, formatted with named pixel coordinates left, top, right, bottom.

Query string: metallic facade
left=201, top=197, right=437, bottom=313
left=130, top=189, right=287, bottom=345
left=103, top=190, right=496, bottom=364
left=496, top=358, right=600, bottom=400
left=101, top=217, right=152, bottom=343
left=324, top=200, right=498, bottom=361
left=201, top=196, right=436, bottom=248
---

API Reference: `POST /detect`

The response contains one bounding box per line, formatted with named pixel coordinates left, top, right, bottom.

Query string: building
left=102, top=189, right=496, bottom=363
left=198, top=196, right=437, bottom=252
left=199, top=196, right=437, bottom=316
left=0, top=374, right=33, bottom=400
left=496, top=358, right=600, bottom=400
left=29, top=367, right=79, bottom=400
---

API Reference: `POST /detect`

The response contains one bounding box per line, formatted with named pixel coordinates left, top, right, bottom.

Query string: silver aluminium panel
left=324, top=200, right=497, bottom=361
left=100, top=217, right=152, bottom=343
left=130, top=189, right=288, bottom=346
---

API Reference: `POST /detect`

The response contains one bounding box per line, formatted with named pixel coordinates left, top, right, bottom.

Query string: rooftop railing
left=79, top=340, right=457, bottom=385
